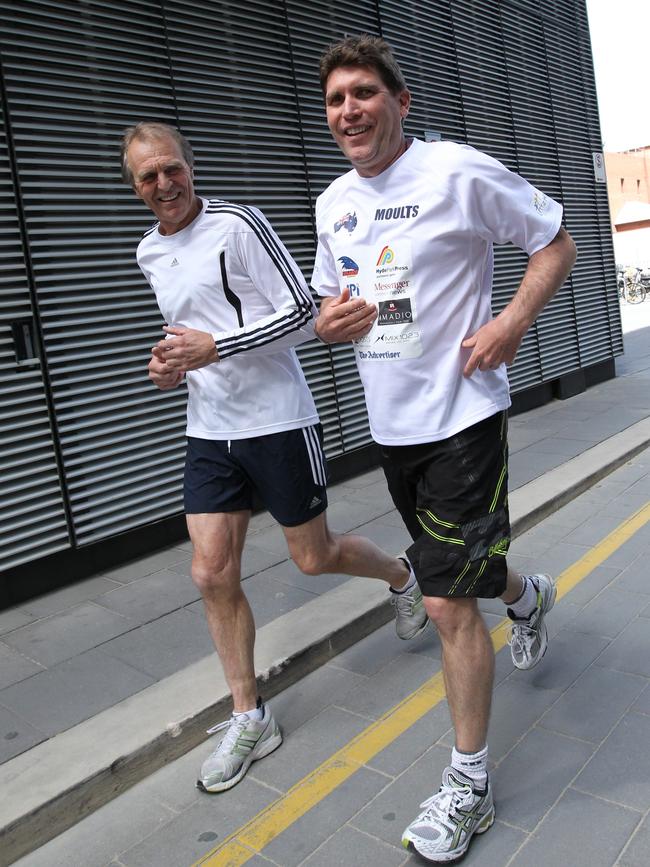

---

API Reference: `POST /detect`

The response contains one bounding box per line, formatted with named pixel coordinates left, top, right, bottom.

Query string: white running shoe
left=507, top=573, right=556, bottom=670
left=197, top=702, right=282, bottom=793
left=391, top=556, right=428, bottom=640
left=402, top=767, right=494, bottom=862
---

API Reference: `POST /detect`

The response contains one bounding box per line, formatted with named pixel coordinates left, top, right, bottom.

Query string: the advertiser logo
left=377, top=298, right=413, bottom=326
left=346, top=283, right=361, bottom=297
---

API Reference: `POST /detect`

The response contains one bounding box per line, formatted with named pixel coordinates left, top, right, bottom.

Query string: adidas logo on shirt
left=170, top=257, right=180, bottom=267
left=309, top=496, right=322, bottom=509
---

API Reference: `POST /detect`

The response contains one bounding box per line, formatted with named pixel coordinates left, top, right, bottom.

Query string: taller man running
left=312, top=35, right=577, bottom=863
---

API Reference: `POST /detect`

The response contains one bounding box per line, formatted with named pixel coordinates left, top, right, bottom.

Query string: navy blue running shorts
left=184, top=424, right=328, bottom=527
left=380, top=411, right=510, bottom=599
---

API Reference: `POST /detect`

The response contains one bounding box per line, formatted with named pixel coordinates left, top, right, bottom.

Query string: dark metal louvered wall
left=0, top=0, right=621, bottom=579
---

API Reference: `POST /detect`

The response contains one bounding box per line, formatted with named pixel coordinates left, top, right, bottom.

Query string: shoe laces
left=205, top=715, right=248, bottom=756
left=391, top=588, right=416, bottom=614
left=507, top=613, right=539, bottom=657
left=417, top=781, right=474, bottom=829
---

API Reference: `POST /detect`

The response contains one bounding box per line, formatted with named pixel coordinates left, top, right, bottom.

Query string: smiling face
left=325, top=64, right=411, bottom=178
left=127, top=134, right=201, bottom=235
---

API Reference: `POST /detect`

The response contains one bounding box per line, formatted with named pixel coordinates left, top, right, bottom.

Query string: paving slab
left=0, top=643, right=44, bottom=691
left=538, top=665, right=647, bottom=743
left=92, top=569, right=200, bottom=624
left=0, top=649, right=155, bottom=736
left=1, top=603, right=136, bottom=667
left=301, top=825, right=405, bottom=867
left=510, top=787, right=641, bottom=867
left=0, top=706, right=46, bottom=765
left=574, top=711, right=650, bottom=810
left=491, top=727, right=595, bottom=831
left=618, top=814, right=650, bottom=867
left=262, top=767, right=389, bottom=867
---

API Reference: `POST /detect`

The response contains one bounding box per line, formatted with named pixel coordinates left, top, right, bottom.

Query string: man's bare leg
left=500, top=565, right=525, bottom=605
left=187, top=510, right=257, bottom=712
left=282, top=511, right=410, bottom=588
left=424, top=596, right=494, bottom=752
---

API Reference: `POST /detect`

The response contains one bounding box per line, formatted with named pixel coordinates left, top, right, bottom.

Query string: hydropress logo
left=375, top=246, right=408, bottom=277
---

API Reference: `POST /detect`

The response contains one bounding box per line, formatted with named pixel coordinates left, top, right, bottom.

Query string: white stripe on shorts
left=302, top=425, right=327, bottom=487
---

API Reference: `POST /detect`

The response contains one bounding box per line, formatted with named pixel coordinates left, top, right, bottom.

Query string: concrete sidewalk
left=1, top=302, right=649, bottom=864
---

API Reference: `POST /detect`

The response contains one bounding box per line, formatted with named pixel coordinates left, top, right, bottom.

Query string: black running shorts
left=184, top=424, right=328, bottom=527
left=380, top=411, right=510, bottom=599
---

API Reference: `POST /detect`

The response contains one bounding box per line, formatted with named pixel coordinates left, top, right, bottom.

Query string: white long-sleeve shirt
left=138, top=198, right=319, bottom=440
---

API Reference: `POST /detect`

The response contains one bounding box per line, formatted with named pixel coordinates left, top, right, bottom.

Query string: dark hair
left=120, top=121, right=194, bottom=185
left=319, top=34, right=407, bottom=94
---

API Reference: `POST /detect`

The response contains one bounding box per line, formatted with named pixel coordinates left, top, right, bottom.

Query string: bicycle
left=622, top=266, right=647, bottom=304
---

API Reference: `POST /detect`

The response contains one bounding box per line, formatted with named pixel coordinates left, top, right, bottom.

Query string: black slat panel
left=0, top=0, right=188, bottom=544
left=0, top=71, right=70, bottom=569
left=285, top=0, right=380, bottom=455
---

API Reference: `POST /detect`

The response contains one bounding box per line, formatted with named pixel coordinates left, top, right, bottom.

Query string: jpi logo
left=347, top=283, right=361, bottom=297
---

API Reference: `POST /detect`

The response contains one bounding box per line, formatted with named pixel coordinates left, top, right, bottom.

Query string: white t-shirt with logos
left=312, top=139, right=563, bottom=446
left=138, top=198, right=319, bottom=440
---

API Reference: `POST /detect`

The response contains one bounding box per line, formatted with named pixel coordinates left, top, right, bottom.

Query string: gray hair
left=120, top=121, right=194, bottom=185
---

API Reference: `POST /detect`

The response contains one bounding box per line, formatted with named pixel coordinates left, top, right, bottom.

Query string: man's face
left=128, top=134, right=199, bottom=235
left=325, top=65, right=410, bottom=178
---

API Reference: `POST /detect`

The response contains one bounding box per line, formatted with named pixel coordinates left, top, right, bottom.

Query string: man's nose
left=342, top=94, right=361, bottom=117
left=157, top=171, right=172, bottom=189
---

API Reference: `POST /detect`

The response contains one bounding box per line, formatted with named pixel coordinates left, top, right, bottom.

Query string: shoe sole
left=197, top=728, right=283, bottom=793
left=402, top=806, right=495, bottom=863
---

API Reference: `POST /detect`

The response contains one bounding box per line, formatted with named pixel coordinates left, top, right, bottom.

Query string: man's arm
left=159, top=206, right=317, bottom=371
left=314, top=286, right=378, bottom=343
left=461, top=227, right=577, bottom=377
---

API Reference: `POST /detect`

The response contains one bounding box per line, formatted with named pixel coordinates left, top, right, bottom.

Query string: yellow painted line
left=194, top=501, right=650, bottom=867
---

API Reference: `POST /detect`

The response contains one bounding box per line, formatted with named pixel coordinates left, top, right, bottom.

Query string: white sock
left=451, top=745, right=488, bottom=789
left=234, top=702, right=264, bottom=721
left=507, top=575, right=538, bottom=619
left=392, top=558, right=416, bottom=594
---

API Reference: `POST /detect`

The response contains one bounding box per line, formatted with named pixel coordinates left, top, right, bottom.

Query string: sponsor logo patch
left=334, top=212, right=357, bottom=233
left=374, top=204, right=419, bottom=221
left=377, top=298, right=413, bottom=325
left=338, top=255, right=359, bottom=277
left=375, top=246, right=408, bottom=276
left=532, top=191, right=549, bottom=214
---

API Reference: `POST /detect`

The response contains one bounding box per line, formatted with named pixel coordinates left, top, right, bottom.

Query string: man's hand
left=462, top=227, right=577, bottom=378
left=315, top=287, right=377, bottom=343
left=461, top=309, right=525, bottom=378
left=153, top=326, right=219, bottom=371
left=148, top=354, right=185, bottom=390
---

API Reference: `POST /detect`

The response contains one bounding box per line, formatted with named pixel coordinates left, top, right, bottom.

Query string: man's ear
left=399, top=89, right=411, bottom=119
